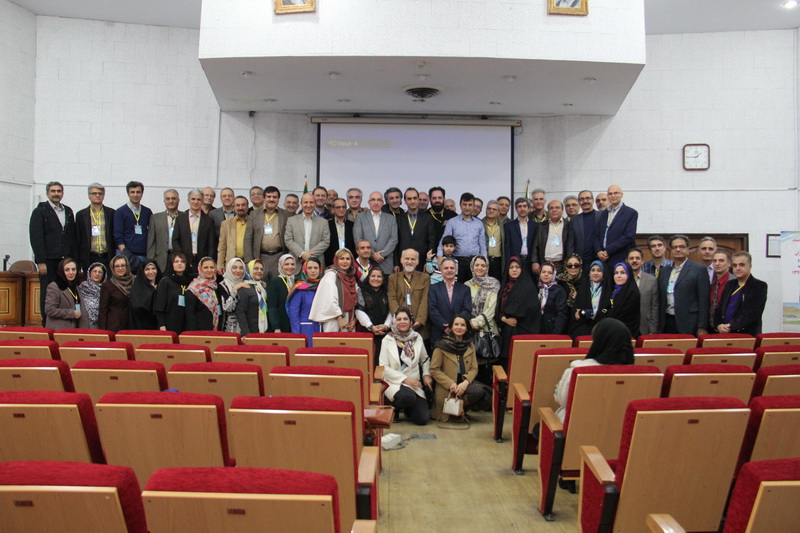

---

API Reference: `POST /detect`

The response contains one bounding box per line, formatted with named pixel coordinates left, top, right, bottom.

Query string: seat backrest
left=213, top=344, right=289, bottom=375
left=143, top=467, right=342, bottom=533
left=71, top=360, right=168, bottom=403
left=313, top=332, right=375, bottom=369
left=562, top=366, right=663, bottom=471
left=135, top=343, right=211, bottom=369
left=0, top=339, right=60, bottom=360
left=755, top=332, right=800, bottom=347
left=179, top=331, right=241, bottom=353
left=95, top=391, right=230, bottom=485
left=59, top=341, right=135, bottom=366
left=662, top=364, right=754, bottom=403
left=722, top=458, right=800, bottom=533
left=637, top=334, right=697, bottom=353
left=0, top=461, right=146, bottom=533
left=0, top=358, right=74, bottom=392
left=168, top=362, right=264, bottom=406
left=751, top=364, right=800, bottom=398
left=574, top=335, right=593, bottom=348
left=115, top=329, right=178, bottom=348
left=8, top=260, right=37, bottom=273
left=633, top=347, right=684, bottom=372
left=754, top=345, right=800, bottom=369
left=685, top=347, right=757, bottom=369
left=293, top=347, right=371, bottom=407
left=738, top=395, right=800, bottom=472
left=229, top=396, right=358, bottom=533
left=242, top=332, right=307, bottom=357
left=698, top=333, right=756, bottom=350
left=506, top=335, right=573, bottom=409
left=528, top=348, right=588, bottom=432
left=612, top=397, right=749, bottom=532
left=0, top=390, right=104, bottom=463
left=0, top=326, right=54, bottom=341
left=53, top=328, right=115, bottom=344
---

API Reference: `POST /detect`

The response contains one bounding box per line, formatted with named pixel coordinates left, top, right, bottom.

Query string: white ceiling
left=10, top=0, right=800, bottom=116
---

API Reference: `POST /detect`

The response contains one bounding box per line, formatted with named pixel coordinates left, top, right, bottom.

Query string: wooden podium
left=0, top=271, right=24, bottom=326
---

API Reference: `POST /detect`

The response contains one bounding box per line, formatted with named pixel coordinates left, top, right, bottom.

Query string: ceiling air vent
left=404, top=86, right=440, bottom=100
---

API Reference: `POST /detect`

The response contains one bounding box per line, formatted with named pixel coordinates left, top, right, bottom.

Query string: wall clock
left=683, top=144, right=710, bottom=171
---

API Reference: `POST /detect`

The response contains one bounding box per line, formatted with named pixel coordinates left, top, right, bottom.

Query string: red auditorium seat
left=0, top=358, right=75, bottom=392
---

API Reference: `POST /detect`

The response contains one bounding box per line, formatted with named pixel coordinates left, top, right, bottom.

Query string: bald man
left=284, top=192, right=331, bottom=266
left=593, top=184, right=638, bottom=268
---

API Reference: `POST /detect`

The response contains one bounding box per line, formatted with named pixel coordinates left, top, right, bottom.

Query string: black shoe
left=558, top=477, right=576, bottom=494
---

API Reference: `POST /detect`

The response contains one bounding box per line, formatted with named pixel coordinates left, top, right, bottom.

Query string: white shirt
left=48, top=201, right=65, bottom=228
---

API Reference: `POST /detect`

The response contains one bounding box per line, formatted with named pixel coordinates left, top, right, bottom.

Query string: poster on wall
left=781, top=231, right=800, bottom=332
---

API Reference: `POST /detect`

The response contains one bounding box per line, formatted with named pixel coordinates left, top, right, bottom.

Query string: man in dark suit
left=428, top=258, right=472, bottom=344
left=627, top=248, right=659, bottom=335
left=75, top=182, right=115, bottom=272
left=324, top=198, right=356, bottom=267
left=29, top=181, right=77, bottom=324
left=171, top=189, right=216, bottom=272
left=572, top=189, right=601, bottom=267
left=395, top=187, right=436, bottom=273
left=504, top=197, right=536, bottom=274
left=531, top=199, right=575, bottom=275
left=593, top=185, right=638, bottom=268
left=714, top=251, right=768, bottom=336
left=658, top=235, right=710, bottom=336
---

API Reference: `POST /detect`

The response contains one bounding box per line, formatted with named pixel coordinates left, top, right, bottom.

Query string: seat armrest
left=539, top=407, right=563, bottom=433
left=357, top=446, right=380, bottom=486
left=368, top=381, right=383, bottom=405
left=580, top=445, right=615, bottom=485
left=512, top=382, right=530, bottom=402
left=492, top=365, right=508, bottom=382
left=646, top=514, right=686, bottom=533
left=373, top=366, right=384, bottom=382
left=352, top=520, right=378, bottom=533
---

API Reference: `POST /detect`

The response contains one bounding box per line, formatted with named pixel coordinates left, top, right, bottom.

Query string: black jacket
left=29, top=201, right=77, bottom=263
left=172, top=211, right=216, bottom=270
left=75, top=205, right=116, bottom=270
left=540, top=284, right=569, bottom=335
left=531, top=219, right=576, bottom=265
left=714, top=275, right=768, bottom=335
left=395, top=211, right=437, bottom=271
left=324, top=218, right=356, bottom=267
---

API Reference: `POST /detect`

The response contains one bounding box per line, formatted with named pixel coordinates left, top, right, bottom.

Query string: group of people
left=31, top=179, right=768, bottom=422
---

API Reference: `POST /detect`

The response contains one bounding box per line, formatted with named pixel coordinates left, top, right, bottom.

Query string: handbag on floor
left=436, top=392, right=470, bottom=430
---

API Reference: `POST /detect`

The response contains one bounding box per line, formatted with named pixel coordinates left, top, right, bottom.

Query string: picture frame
left=766, top=234, right=781, bottom=258
left=548, top=0, right=588, bottom=16
left=274, top=0, right=316, bottom=15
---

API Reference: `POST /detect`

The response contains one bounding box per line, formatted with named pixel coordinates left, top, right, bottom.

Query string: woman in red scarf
left=309, top=248, right=358, bottom=332
left=185, top=257, right=220, bottom=331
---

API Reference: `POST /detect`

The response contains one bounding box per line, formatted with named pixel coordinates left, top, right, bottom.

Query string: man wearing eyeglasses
left=593, top=184, right=638, bottom=269
left=324, top=197, right=356, bottom=267
left=482, top=200, right=504, bottom=280
left=75, top=183, right=115, bottom=272
left=571, top=189, right=601, bottom=268
left=627, top=248, right=659, bottom=335
left=657, top=235, right=710, bottom=336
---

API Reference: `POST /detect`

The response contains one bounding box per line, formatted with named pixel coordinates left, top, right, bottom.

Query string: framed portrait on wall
left=275, top=0, right=316, bottom=15
left=548, top=0, right=588, bottom=16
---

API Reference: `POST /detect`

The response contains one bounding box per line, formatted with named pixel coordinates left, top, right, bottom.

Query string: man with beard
left=246, top=185, right=290, bottom=278
left=427, top=186, right=457, bottom=247
left=387, top=248, right=431, bottom=339
left=627, top=247, right=659, bottom=335
left=217, top=195, right=251, bottom=272
left=395, top=187, right=436, bottom=273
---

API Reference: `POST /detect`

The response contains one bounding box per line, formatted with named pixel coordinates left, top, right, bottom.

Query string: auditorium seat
left=292, top=347, right=379, bottom=406
left=242, top=332, right=306, bottom=357
left=754, top=344, right=800, bottom=369
left=636, top=333, right=697, bottom=352
left=573, top=335, right=593, bottom=348
left=179, top=330, right=241, bottom=353
left=167, top=362, right=264, bottom=406
left=736, top=395, right=800, bottom=473
left=53, top=328, right=115, bottom=343
left=661, top=364, right=754, bottom=403
left=722, top=458, right=800, bottom=533
left=115, top=329, right=178, bottom=348
left=59, top=340, right=135, bottom=366
left=0, top=390, right=104, bottom=463
left=754, top=332, right=800, bottom=347
left=0, top=339, right=60, bottom=360
left=135, top=343, right=211, bottom=369
left=579, top=397, right=748, bottom=532
left=71, top=360, right=168, bottom=402
left=0, top=358, right=75, bottom=392
left=313, top=331, right=375, bottom=369
left=750, top=364, right=800, bottom=398
left=684, top=346, right=757, bottom=369
left=632, top=347, right=684, bottom=372
left=212, top=344, right=289, bottom=375
left=697, top=332, right=756, bottom=349
left=0, top=326, right=54, bottom=341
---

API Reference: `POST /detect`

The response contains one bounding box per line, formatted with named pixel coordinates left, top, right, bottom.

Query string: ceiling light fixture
left=241, top=71, right=254, bottom=78
left=328, top=71, right=340, bottom=79
left=783, top=0, right=798, bottom=8
left=417, top=74, right=429, bottom=80
left=503, top=75, right=516, bottom=82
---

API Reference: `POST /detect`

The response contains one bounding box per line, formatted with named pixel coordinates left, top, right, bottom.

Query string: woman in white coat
left=309, top=248, right=358, bottom=332
left=378, top=307, right=433, bottom=425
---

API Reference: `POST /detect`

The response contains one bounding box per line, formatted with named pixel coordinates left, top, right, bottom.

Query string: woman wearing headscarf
left=236, top=259, right=269, bottom=337
left=309, top=248, right=358, bottom=332
left=554, top=318, right=634, bottom=422
left=557, top=253, right=583, bottom=312
left=465, top=254, right=500, bottom=344
left=45, top=258, right=89, bottom=330
left=218, top=257, right=248, bottom=333
left=154, top=252, right=193, bottom=333
left=355, top=267, right=392, bottom=355
left=429, top=313, right=486, bottom=419
left=266, top=254, right=296, bottom=332
left=185, top=257, right=220, bottom=331
left=569, top=260, right=605, bottom=339
left=286, top=257, right=322, bottom=343
left=378, top=307, right=432, bottom=425
left=78, top=262, right=106, bottom=329
left=496, top=256, right=542, bottom=369
left=597, top=262, right=641, bottom=338
left=129, top=258, right=161, bottom=330
left=99, top=255, right=134, bottom=332
left=538, top=262, right=568, bottom=335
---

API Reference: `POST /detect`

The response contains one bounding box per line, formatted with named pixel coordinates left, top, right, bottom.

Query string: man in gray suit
left=146, top=189, right=181, bottom=272
left=209, top=187, right=235, bottom=239
left=284, top=192, right=330, bottom=267
left=627, top=248, right=659, bottom=336
left=244, top=185, right=290, bottom=279
left=353, top=191, right=398, bottom=275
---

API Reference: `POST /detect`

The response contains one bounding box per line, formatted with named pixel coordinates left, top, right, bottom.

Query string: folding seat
left=71, top=360, right=168, bottom=402
left=632, top=346, right=684, bottom=372
left=684, top=346, right=757, bottom=369
left=135, top=343, right=211, bottom=369
left=96, top=391, right=233, bottom=485
left=167, top=362, right=264, bottom=407
left=313, top=331, right=375, bottom=369
left=0, top=461, right=146, bottom=533
left=115, top=329, right=178, bottom=348
left=53, top=328, right=115, bottom=344
left=0, top=339, right=60, bottom=360
left=143, top=467, right=377, bottom=533
left=753, top=344, right=800, bottom=369
left=508, top=347, right=588, bottom=466
left=636, top=333, right=697, bottom=352
left=579, top=397, right=749, bottom=532
left=750, top=364, right=800, bottom=398
left=662, top=364, right=755, bottom=403
left=0, top=358, right=75, bottom=392
left=212, top=344, right=289, bottom=375
left=736, top=395, right=800, bottom=473
left=242, top=332, right=307, bottom=358
left=697, top=332, right=756, bottom=349
left=59, top=340, right=136, bottom=366
left=537, top=365, right=663, bottom=520
left=574, top=335, right=593, bottom=348
left=0, top=326, right=53, bottom=341
left=292, top=347, right=380, bottom=406
left=754, top=331, right=800, bottom=347
left=722, top=458, right=800, bottom=533
left=0, top=390, right=104, bottom=463
left=178, top=330, right=241, bottom=354
left=229, top=396, right=380, bottom=533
